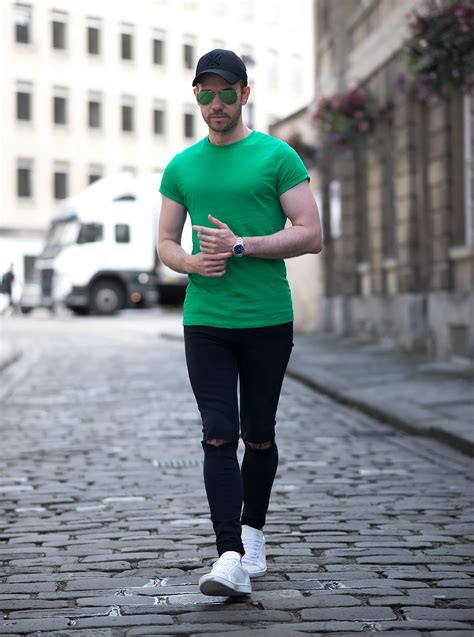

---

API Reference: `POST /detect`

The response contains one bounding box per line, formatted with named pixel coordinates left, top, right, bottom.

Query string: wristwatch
left=232, top=236, right=245, bottom=257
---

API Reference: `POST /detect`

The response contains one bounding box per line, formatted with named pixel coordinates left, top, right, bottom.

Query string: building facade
left=314, top=0, right=473, bottom=360
left=0, top=0, right=314, bottom=286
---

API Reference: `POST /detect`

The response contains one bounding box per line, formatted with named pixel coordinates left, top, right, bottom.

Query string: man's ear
left=193, top=86, right=198, bottom=98
left=241, top=85, right=251, bottom=106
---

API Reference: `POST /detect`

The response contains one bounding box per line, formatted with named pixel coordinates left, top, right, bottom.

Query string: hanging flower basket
left=404, top=0, right=474, bottom=100
left=313, top=87, right=376, bottom=148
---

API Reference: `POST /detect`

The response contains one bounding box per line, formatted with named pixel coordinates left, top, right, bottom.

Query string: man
left=1, top=264, right=15, bottom=314
left=158, top=49, right=322, bottom=597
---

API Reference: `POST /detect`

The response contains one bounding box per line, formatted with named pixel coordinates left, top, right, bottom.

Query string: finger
left=208, top=251, right=232, bottom=259
left=193, top=225, right=218, bottom=235
left=208, top=215, right=228, bottom=228
left=206, top=269, right=226, bottom=275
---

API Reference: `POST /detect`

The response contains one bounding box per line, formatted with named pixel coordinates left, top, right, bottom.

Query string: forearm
left=244, top=225, right=322, bottom=259
left=158, top=238, right=193, bottom=274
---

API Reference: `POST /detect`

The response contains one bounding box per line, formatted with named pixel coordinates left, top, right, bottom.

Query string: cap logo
left=207, top=52, right=223, bottom=66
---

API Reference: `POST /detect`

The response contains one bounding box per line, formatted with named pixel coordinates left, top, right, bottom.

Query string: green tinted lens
left=197, top=90, right=214, bottom=105
left=196, top=89, right=238, bottom=105
left=219, top=89, right=238, bottom=104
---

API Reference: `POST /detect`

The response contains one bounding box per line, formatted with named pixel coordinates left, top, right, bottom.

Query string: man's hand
left=188, top=250, right=232, bottom=277
left=193, top=214, right=236, bottom=255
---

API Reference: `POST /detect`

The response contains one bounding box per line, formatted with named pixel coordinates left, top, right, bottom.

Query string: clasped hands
left=191, top=214, right=236, bottom=277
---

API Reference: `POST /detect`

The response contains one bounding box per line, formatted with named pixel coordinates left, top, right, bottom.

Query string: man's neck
left=208, top=123, right=252, bottom=146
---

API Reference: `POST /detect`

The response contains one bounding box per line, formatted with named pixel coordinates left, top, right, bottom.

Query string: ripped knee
left=245, top=440, right=273, bottom=451
left=202, top=438, right=238, bottom=449
left=205, top=439, right=230, bottom=447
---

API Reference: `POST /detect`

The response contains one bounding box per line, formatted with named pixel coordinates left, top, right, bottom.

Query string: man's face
left=194, top=74, right=250, bottom=134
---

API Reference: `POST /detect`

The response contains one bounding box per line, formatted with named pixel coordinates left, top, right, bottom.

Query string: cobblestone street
left=1, top=313, right=473, bottom=636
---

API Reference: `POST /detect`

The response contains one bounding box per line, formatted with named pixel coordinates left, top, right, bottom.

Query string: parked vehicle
left=31, top=173, right=190, bottom=315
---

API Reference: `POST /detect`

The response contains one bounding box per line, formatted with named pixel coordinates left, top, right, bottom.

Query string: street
left=1, top=310, right=473, bottom=636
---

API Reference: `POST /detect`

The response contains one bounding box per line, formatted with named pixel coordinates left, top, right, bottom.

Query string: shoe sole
left=199, top=575, right=251, bottom=597
left=243, top=566, right=267, bottom=578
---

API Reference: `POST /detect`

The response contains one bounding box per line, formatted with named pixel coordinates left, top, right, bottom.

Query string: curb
left=0, top=348, right=22, bottom=374
left=286, top=367, right=474, bottom=458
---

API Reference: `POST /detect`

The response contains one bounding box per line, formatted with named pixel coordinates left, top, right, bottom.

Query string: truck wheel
left=91, top=279, right=124, bottom=315
left=70, top=307, right=90, bottom=316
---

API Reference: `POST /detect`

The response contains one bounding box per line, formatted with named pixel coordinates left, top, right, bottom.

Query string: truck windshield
left=46, top=219, right=80, bottom=246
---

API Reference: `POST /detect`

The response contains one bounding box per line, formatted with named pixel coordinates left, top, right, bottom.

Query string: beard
left=203, top=103, right=242, bottom=133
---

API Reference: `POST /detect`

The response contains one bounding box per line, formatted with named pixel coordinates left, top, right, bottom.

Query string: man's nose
left=209, top=93, right=225, bottom=106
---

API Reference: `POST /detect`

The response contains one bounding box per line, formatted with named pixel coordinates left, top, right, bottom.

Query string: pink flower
left=454, top=7, right=466, bottom=18
left=460, top=23, right=470, bottom=32
left=354, top=110, right=364, bottom=119
left=358, top=120, right=369, bottom=132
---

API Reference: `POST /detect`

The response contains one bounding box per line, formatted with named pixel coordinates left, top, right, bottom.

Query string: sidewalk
left=0, top=334, right=21, bottom=372
left=288, top=333, right=474, bottom=457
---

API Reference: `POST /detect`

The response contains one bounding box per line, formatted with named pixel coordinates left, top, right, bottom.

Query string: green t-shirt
left=159, top=130, right=309, bottom=328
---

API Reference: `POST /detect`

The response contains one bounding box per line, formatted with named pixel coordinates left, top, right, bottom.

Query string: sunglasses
left=196, top=89, right=238, bottom=105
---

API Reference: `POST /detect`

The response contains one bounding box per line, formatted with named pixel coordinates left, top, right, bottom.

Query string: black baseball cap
left=192, top=49, right=248, bottom=86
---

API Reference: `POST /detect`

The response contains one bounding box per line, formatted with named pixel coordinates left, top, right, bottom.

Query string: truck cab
left=33, top=172, right=189, bottom=315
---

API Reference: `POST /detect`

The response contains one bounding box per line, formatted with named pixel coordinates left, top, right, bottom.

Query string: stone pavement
left=288, top=333, right=474, bottom=457
left=0, top=315, right=473, bottom=636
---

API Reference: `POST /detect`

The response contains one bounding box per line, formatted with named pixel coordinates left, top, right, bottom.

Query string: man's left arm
left=194, top=180, right=323, bottom=259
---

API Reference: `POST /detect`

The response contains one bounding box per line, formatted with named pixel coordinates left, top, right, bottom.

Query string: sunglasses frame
left=196, top=88, right=239, bottom=106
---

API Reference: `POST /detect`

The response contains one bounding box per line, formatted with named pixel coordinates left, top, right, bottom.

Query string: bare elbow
left=308, top=233, right=323, bottom=254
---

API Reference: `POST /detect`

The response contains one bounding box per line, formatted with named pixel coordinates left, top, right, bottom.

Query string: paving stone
left=300, top=605, right=397, bottom=621
left=190, top=630, right=307, bottom=637
left=126, top=625, right=247, bottom=636
left=403, top=607, right=474, bottom=621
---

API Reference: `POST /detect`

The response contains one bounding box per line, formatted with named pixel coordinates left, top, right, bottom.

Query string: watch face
left=233, top=244, right=245, bottom=256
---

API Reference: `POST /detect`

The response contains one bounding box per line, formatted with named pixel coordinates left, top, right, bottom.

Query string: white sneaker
left=241, top=524, right=267, bottom=577
left=199, top=551, right=251, bottom=596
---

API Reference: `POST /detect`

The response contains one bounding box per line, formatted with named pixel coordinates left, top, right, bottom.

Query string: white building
left=0, top=0, right=315, bottom=287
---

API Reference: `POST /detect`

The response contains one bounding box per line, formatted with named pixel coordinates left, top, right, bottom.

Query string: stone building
left=314, top=0, right=473, bottom=360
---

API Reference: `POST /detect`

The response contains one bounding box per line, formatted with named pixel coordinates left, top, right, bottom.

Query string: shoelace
left=243, top=536, right=263, bottom=561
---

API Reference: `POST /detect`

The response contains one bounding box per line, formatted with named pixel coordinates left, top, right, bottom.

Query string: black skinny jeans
left=184, top=322, right=293, bottom=556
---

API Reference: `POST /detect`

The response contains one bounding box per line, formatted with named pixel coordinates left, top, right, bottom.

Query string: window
left=291, top=54, right=302, bottom=91
left=121, top=25, right=134, bottom=60
left=153, top=102, right=165, bottom=134
left=267, top=49, right=278, bottom=90
left=53, top=162, right=68, bottom=199
left=15, top=3, right=32, bottom=44
left=184, top=112, right=194, bottom=138
left=53, top=87, right=67, bottom=125
left=88, top=93, right=102, bottom=128
left=152, top=30, right=164, bottom=64
left=245, top=102, right=254, bottom=129
left=78, top=223, right=103, bottom=243
left=87, top=17, right=101, bottom=55
left=240, top=46, right=255, bottom=69
left=17, top=159, right=33, bottom=197
left=183, top=43, right=194, bottom=69
left=121, top=97, right=134, bottom=132
left=52, top=11, right=67, bottom=50
left=16, top=83, right=32, bottom=121
left=88, top=164, right=103, bottom=184
left=115, top=224, right=130, bottom=243
left=329, top=180, right=342, bottom=239
left=448, top=92, right=472, bottom=248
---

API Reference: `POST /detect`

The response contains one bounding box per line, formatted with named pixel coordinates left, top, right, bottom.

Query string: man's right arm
left=158, top=195, right=232, bottom=278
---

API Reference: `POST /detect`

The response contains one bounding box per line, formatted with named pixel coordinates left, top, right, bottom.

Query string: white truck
left=30, top=173, right=190, bottom=315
